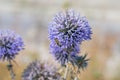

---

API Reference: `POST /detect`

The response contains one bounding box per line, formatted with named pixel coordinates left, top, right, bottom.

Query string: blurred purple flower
left=0, top=30, right=24, bottom=60
left=22, top=61, right=62, bottom=80
left=49, top=9, right=92, bottom=65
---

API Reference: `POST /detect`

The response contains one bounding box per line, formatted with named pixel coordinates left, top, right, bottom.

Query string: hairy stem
left=64, top=64, right=69, bottom=80
left=7, top=60, right=15, bottom=80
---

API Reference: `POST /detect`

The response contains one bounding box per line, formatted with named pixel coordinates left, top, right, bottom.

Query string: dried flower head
left=22, top=61, right=62, bottom=80
left=0, top=30, right=24, bottom=60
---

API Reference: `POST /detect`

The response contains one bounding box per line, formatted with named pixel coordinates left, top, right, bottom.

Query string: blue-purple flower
left=49, top=9, right=92, bottom=65
left=49, top=9, right=92, bottom=46
left=0, top=30, right=24, bottom=60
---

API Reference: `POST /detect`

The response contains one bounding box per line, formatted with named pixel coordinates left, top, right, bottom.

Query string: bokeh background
left=0, top=0, right=120, bottom=80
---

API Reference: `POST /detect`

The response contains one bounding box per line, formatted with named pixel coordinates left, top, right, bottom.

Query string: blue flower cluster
left=0, top=30, right=24, bottom=60
left=49, top=9, right=92, bottom=66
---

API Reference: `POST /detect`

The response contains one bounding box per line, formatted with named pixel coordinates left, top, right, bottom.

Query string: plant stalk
left=64, top=64, right=69, bottom=80
left=7, top=60, right=15, bottom=80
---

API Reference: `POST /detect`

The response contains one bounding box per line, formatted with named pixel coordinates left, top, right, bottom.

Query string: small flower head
left=22, top=61, right=62, bottom=80
left=0, top=30, right=24, bottom=60
left=74, top=54, right=89, bottom=72
left=50, top=39, right=80, bottom=65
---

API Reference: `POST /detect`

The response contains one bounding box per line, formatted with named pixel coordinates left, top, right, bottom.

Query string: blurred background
left=0, top=0, right=120, bottom=80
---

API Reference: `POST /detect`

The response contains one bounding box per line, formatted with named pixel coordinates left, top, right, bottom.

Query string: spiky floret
left=0, top=30, right=24, bottom=60
left=74, top=54, right=89, bottom=71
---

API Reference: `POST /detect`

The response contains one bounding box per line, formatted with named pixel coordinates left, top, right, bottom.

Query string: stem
left=7, top=60, right=15, bottom=80
left=64, top=64, right=69, bottom=80
left=74, top=77, right=78, bottom=80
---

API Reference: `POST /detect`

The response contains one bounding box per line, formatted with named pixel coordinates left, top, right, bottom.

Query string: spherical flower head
left=49, top=9, right=92, bottom=48
left=0, top=30, right=24, bottom=60
left=22, top=61, right=62, bottom=80
left=49, top=9, right=92, bottom=65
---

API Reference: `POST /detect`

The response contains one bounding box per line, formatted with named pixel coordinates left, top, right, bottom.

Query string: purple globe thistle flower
left=49, top=9, right=92, bottom=47
left=0, top=30, right=24, bottom=60
left=22, top=61, right=62, bottom=80
left=49, top=9, right=92, bottom=65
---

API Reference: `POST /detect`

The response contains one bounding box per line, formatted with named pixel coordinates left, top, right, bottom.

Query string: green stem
left=7, top=60, right=15, bottom=80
